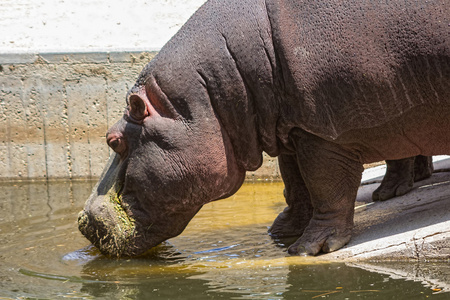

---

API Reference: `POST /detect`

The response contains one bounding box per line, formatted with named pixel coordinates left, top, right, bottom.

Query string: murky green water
left=0, top=180, right=448, bottom=299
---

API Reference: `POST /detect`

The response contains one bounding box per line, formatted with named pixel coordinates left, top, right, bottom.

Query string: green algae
left=102, top=188, right=138, bottom=257
left=79, top=185, right=140, bottom=258
left=109, top=191, right=135, bottom=230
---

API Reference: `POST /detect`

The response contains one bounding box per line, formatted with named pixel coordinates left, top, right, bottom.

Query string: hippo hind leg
left=413, top=155, right=434, bottom=182
left=287, top=129, right=363, bottom=256
left=268, top=154, right=313, bottom=238
left=372, top=155, right=433, bottom=201
left=372, top=157, right=415, bottom=201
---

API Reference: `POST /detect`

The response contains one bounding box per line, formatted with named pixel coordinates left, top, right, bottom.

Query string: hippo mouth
left=77, top=154, right=159, bottom=257
left=78, top=189, right=142, bottom=257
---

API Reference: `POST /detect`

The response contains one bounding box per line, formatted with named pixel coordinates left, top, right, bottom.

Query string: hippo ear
left=129, top=94, right=149, bottom=121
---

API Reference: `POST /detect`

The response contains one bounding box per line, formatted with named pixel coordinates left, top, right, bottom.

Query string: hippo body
left=78, top=0, right=450, bottom=257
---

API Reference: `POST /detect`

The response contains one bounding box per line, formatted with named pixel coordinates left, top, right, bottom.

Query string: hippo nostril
left=107, top=136, right=127, bottom=156
left=109, top=139, right=119, bottom=149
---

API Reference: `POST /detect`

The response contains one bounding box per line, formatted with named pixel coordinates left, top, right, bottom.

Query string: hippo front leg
left=269, top=154, right=313, bottom=238
left=287, top=129, right=363, bottom=256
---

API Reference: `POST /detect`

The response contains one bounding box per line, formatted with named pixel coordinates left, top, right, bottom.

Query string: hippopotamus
left=78, top=0, right=450, bottom=257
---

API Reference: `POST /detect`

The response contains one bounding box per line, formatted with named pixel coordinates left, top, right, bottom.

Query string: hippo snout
left=77, top=193, right=146, bottom=257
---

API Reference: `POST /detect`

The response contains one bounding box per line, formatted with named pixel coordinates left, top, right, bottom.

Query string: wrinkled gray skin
left=78, top=0, right=450, bottom=257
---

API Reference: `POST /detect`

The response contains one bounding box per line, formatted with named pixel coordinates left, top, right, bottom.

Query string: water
left=0, top=180, right=448, bottom=299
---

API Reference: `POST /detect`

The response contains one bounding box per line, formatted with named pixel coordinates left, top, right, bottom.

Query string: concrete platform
left=324, top=156, right=450, bottom=262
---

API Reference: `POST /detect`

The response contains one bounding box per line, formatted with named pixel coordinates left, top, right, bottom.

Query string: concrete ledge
left=0, top=53, right=38, bottom=64
left=38, top=52, right=109, bottom=64
left=0, top=51, right=160, bottom=65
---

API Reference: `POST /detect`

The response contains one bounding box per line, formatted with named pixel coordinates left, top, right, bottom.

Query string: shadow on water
left=0, top=180, right=448, bottom=299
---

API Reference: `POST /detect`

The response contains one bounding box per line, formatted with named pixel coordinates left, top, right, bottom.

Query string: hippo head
left=78, top=72, right=246, bottom=257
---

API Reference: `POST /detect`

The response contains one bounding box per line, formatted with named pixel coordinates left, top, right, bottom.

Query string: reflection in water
left=0, top=180, right=448, bottom=299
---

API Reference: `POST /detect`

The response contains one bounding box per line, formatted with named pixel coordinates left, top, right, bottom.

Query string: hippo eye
left=107, top=136, right=127, bottom=156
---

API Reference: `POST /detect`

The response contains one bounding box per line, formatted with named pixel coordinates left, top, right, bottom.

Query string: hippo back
left=267, top=0, right=450, bottom=142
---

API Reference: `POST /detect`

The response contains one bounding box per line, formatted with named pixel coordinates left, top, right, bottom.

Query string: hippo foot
left=287, top=223, right=352, bottom=256
left=372, top=156, right=434, bottom=202
left=268, top=207, right=310, bottom=238
left=372, top=157, right=415, bottom=201
left=372, top=177, right=413, bottom=201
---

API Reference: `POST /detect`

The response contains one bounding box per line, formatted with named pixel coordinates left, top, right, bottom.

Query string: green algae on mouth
left=77, top=184, right=141, bottom=258
left=110, top=190, right=135, bottom=232
left=100, top=187, right=140, bottom=257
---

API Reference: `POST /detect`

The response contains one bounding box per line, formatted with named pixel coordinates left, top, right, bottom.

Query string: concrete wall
left=0, top=52, right=280, bottom=181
